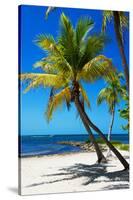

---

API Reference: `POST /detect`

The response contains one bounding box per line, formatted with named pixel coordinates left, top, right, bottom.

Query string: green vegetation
left=86, top=138, right=121, bottom=145
left=118, top=144, right=129, bottom=151
left=114, top=144, right=129, bottom=151
left=118, top=88, right=129, bottom=131
left=86, top=138, right=129, bottom=151
left=119, top=104, right=129, bottom=131
left=97, top=73, right=125, bottom=143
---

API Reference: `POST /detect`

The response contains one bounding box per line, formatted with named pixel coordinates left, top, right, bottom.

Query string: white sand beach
left=20, top=150, right=129, bottom=195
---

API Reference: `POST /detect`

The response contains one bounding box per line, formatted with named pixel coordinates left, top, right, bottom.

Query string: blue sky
left=19, top=5, right=129, bottom=135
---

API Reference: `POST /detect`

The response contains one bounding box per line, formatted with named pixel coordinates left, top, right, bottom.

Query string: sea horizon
left=20, top=133, right=129, bottom=136
left=19, top=134, right=129, bottom=157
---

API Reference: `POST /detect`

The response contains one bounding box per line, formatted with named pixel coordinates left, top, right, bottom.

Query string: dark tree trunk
left=74, top=97, right=106, bottom=163
left=75, top=96, right=129, bottom=170
left=113, top=11, right=129, bottom=91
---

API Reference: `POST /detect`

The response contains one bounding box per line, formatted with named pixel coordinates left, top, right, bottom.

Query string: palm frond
left=46, top=86, right=71, bottom=122
left=97, top=75, right=122, bottom=114
left=102, top=11, right=113, bottom=32
left=102, top=11, right=128, bottom=42
left=79, top=83, right=91, bottom=108
left=79, top=55, right=114, bottom=82
left=117, top=72, right=125, bottom=80
left=34, top=56, right=73, bottom=78
left=119, top=11, right=129, bottom=41
left=20, top=73, right=67, bottom=93
left=119, top=12, right=129, bottom=29
left=33, top=59, right=52, bottom=72
left=77, top=34, right=108, bottom=70
left=35, top=34, right=57, bottom=52
left=75, top=17, right=94, bottom=45
left=97, top=87, right=115, bottom=113
left=35, top=34, right=73, bottom=75
left=59, top=13, right=74, bottom=49
left=59, top=13, right=78, bottom=68
left=97, top=88, right=110, bottom=105
left=86, top=35, right=108, bottom=56
left=60, top=13, right=74, bottom=39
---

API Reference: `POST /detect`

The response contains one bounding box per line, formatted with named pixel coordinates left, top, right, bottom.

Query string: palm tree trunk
left=75, top=96, right=129, bottom=170
left=74, top=97, right=106, bottom=163
left=107, top=103, right=115, bottom=157
left=113, top=11, right=129, bottom=91
left=108, top=104, right=115, bottom=141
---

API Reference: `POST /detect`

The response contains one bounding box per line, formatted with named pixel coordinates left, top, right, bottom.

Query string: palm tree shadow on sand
left=26, top=162, right=129, bottom=190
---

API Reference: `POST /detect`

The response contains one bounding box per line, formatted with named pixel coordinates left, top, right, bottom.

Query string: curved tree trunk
left=74, top=98, right=106, bottom=163
left=108, top=103, right=115, bottom=141
left=75, top=96, right=129, bottom=170
left=113, top=11, right=129, bottom=91
left=107, top=103, right=115, bottom=157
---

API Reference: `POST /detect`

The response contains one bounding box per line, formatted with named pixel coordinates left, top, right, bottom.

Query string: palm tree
left=45, top=9, right=129, bottom=91
left=102, top=11, right=129, bottom=91
left=119, top=100, right=129, bottom=131
left=20, top=13, right=129, bottom=169
left=119, top=86, right=129, bottom=131
left=97, top=73, right=123, bottom=141
left=97, top=73, right=123, bottom=156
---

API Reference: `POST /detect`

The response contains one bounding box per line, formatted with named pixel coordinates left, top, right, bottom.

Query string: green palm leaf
left=79, top=55, right=114, bottom=82
left=46, top=86, right=71, bottom=121
left=77, top=34, right=108, bottom=70
left=102, top=10, right=128, bottom=41
left=97, top=73, right=123, bottom=114
left=102, top=11, right=113, bottom=32
left=79, top=83, right=90, bottom=108
left=35, top=34, right=73, bottom=75
left=75, top=17, right=94, bottom=45
left=20, top=73, right=67, bottom=92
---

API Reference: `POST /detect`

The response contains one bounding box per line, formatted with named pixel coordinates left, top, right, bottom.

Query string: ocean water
left=19, top=134, right=129, bottom=157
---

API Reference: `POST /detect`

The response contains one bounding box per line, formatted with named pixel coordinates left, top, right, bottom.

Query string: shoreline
left=20, top=140, right=129, bottom=158
left=19, top=142, right=105, bottom=158
left=19, top=150, right=86, bottom=159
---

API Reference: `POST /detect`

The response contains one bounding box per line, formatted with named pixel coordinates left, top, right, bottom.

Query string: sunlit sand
left=20, top=150, right=129, bottom=195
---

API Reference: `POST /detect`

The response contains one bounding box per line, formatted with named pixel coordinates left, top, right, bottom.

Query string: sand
left=20, top=150, right=129, bottom=195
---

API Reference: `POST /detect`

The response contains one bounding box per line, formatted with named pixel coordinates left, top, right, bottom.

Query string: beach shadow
left=26, top=162, right=129, bottom=189
left=26, top=182, right=45, bottom=188
left=8, top=187, right=18, bottom=194
left=103, top=184, right=129, bottom=190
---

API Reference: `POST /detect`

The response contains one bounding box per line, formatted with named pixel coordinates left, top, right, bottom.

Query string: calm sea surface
left=19, top=134, right=129, bottom=157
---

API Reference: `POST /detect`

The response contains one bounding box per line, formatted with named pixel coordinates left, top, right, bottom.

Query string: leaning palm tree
left=102, top=11, right=129, bottom=91
left=97, top=73, right=123, bottom=156
left=20, top=13, right=129, bottom=169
